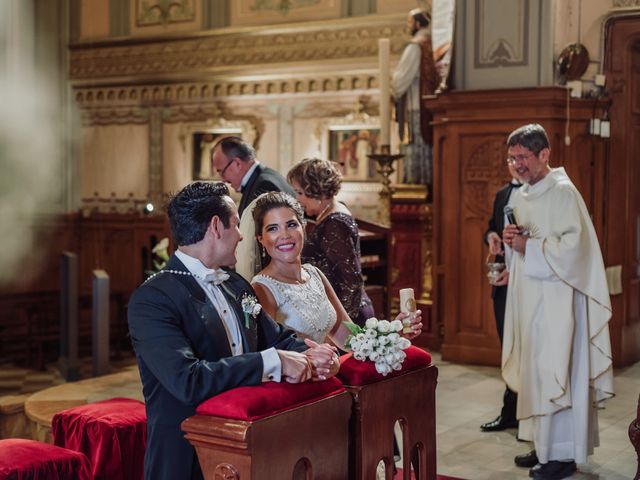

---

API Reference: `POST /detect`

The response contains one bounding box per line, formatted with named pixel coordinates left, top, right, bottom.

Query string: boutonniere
left=240, top=293, right=262, bottom=328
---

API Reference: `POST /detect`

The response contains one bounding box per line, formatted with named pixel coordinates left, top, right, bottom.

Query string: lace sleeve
left=317, top=217, right=363, bottom=321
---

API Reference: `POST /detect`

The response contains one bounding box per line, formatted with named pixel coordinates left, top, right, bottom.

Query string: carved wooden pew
left=182, top=378, right=351, bottom=479
left=337, top=346, right=438, bottom=480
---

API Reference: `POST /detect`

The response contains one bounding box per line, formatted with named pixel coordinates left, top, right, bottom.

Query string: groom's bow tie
left=203, top=269, right=230, bottom=285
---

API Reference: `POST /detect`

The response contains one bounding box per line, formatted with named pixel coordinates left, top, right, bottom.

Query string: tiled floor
left=433, top=352, right=639, bottom=480
left=0, top=353, right=638, bottom=479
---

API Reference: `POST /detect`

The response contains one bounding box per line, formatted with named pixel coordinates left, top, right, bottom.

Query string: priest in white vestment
left=500, top=124, right=614, bottom=480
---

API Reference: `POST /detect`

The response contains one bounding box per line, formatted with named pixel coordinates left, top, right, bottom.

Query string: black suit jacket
left=484, top=182, right=520, bottom=295
left=238, top=164, right=295, bottom=216
left=128, top=255, right=306, bottom=480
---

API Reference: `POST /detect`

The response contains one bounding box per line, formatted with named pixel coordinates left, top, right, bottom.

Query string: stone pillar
left=92, top=270, right=110, bottom=376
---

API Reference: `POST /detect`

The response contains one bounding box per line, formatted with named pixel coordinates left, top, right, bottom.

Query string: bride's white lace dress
left=252, top=264, right=337, bottom=343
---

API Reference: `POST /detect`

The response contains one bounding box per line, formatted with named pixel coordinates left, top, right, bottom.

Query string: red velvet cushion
left=0, top=439, right=92, bottom=480
left=196, top=377, right=345, bottom=421
left=337, top=346, right=432, bottom=386
left=52, top=398, right=147, bottom=480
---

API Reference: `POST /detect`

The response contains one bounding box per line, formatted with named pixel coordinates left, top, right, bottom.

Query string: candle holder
left=368, top=144, right=403, bottom=226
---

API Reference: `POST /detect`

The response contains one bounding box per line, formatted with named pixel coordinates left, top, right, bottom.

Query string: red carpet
left=394, top=470, right=465, bottom=480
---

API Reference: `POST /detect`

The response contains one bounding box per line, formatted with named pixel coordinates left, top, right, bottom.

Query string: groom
left=128, top=181, right=339, bottom=480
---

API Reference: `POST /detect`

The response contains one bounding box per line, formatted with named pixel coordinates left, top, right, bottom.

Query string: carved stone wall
left=70, top=16, right=406, bottom=83
left=71, top=15, right=407, bottom=209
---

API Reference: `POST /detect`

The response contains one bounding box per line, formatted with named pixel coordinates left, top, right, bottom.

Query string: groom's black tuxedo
left=128, top=254, right=306, bottom=480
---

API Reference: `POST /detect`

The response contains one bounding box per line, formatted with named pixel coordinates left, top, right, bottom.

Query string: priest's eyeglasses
left=506, top=153, right=533, bottom=165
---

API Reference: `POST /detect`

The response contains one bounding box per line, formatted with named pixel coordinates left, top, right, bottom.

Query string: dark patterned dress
left=302, top=212, right=374, bottom=326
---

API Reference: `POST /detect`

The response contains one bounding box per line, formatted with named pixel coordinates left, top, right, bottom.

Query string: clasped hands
left=502, top=224, right=528, bottom=254
left=277, top=339, right=339, bottom=384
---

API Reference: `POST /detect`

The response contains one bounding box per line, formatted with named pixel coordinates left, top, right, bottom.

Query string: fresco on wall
left=328, top=128, right=379, bottom=182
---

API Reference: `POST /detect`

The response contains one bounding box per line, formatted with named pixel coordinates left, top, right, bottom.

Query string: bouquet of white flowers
left=345, top=317, right=412, bottom=376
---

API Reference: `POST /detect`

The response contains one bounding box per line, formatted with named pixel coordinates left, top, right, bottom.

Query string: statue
left=392, top=8, right=439, bottom=189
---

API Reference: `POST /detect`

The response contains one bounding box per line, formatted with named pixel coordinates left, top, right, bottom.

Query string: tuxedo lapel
left=164, top=255, right=232, bottom=357
left=219, top=274, right=258, bottom=353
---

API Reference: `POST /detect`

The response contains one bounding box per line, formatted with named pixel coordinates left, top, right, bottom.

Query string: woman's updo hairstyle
left=287, top=157, right=342, bottom=200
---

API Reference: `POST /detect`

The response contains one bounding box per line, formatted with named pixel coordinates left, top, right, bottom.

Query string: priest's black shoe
left=480, top=415, right=518, bottom=432
left=514, top=450, right=538, bottom=468
left=529, top=460, right=576, bottom=479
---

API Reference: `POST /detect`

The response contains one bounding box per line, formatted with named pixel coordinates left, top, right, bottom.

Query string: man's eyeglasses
left=506, top=153, right=533, bottom=165
left=219, top=157, right=235, bottom=177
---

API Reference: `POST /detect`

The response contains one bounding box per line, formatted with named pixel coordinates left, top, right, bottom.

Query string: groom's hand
left=277, top=350, right=313, bottom=383
left=303, top=339, right=339, bottom=381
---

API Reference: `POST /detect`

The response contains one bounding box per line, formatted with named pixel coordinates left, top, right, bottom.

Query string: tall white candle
left=378, top=38, right=391, bottom=146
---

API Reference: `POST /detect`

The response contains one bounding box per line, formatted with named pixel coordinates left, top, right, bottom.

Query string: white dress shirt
left=175, top=250, right=281, bottom=382
left=240, top=161, right=260, bottom=191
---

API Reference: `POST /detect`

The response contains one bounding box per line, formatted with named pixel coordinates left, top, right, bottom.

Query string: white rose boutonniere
left=241, top=293, right=262, bottom=328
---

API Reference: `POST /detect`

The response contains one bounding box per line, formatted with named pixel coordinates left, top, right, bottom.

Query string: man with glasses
left=501, top=124, right=613, bottom=480
left=210, top=136, right=294, bottom=217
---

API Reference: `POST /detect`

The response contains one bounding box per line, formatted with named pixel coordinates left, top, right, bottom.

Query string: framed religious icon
left=179, top=117, right=259, bottom=182
left=192, top=131, right=236, bottom=181
left=327, top=126, right=380, bottom=181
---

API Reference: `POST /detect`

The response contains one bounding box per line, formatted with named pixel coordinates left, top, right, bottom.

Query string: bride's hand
left=395, top=310, right=423, bottom=340
left=303, top=338, right=339, bottom=380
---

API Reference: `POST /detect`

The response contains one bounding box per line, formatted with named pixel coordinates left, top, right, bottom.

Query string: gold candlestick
left=368, top=144, right=403, bottom=225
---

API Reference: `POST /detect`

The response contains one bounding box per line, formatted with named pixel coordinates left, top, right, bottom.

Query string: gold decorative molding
left=136, top=0, right=196, bottom=26
left=69, top=15, right=407, bottom=83
left=72, top=76, right=380, bottom=104
left=612, top=0, right=640, bottom=7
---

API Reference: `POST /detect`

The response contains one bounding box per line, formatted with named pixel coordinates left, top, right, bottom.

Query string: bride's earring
left=260, top=245, right=267, bottom=260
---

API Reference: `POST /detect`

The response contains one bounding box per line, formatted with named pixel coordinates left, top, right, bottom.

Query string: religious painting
left=180, top=115, right=259, bottom=183
left=328, top=127, right=380, bottom=182
left=192, top=131, right=230, bottom=181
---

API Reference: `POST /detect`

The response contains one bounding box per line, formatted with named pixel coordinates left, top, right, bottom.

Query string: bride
left=250, top=191, right=422, bottom=347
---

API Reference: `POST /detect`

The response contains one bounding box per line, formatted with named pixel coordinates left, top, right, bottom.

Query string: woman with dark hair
left=287, top=158, right=374, bottom=326
left=250, top=191, right=422, bottom=346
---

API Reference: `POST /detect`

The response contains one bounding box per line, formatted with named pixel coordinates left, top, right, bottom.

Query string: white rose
left=392, top=361, right=403, bottom=371
left=377, top=320, right=391, bottom=333
left=365, top=328, right=377, bottom=339
left=356, top=333, right=367, bottom=342
left=398, top=338, right=411, bottom=350
left=354, top=351, right=367, bottom=361
left=375, top=361, right=392, bottom=376
left=365, top=317, right=379, bottom=329
left=377, top=335, right=391, bottom=346
left=369, top=350, right=379, bottom=361
left=252, top=304, right=262, bottom=315
left=387, top=333, right=400, bottom=344
left=390, top=320, right=403, bottom=332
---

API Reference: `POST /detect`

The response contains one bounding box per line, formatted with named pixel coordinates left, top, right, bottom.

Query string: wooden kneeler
left=337, top=346, right=438, bottom=480
left=182, top=377, right=351, bottom=479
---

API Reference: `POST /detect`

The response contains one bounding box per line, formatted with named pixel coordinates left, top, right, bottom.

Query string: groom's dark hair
left=167, top=181, right=233, bottom=246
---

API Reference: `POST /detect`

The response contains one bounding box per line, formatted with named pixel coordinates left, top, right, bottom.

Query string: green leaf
left=344, top=321, right=362, bottom=336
